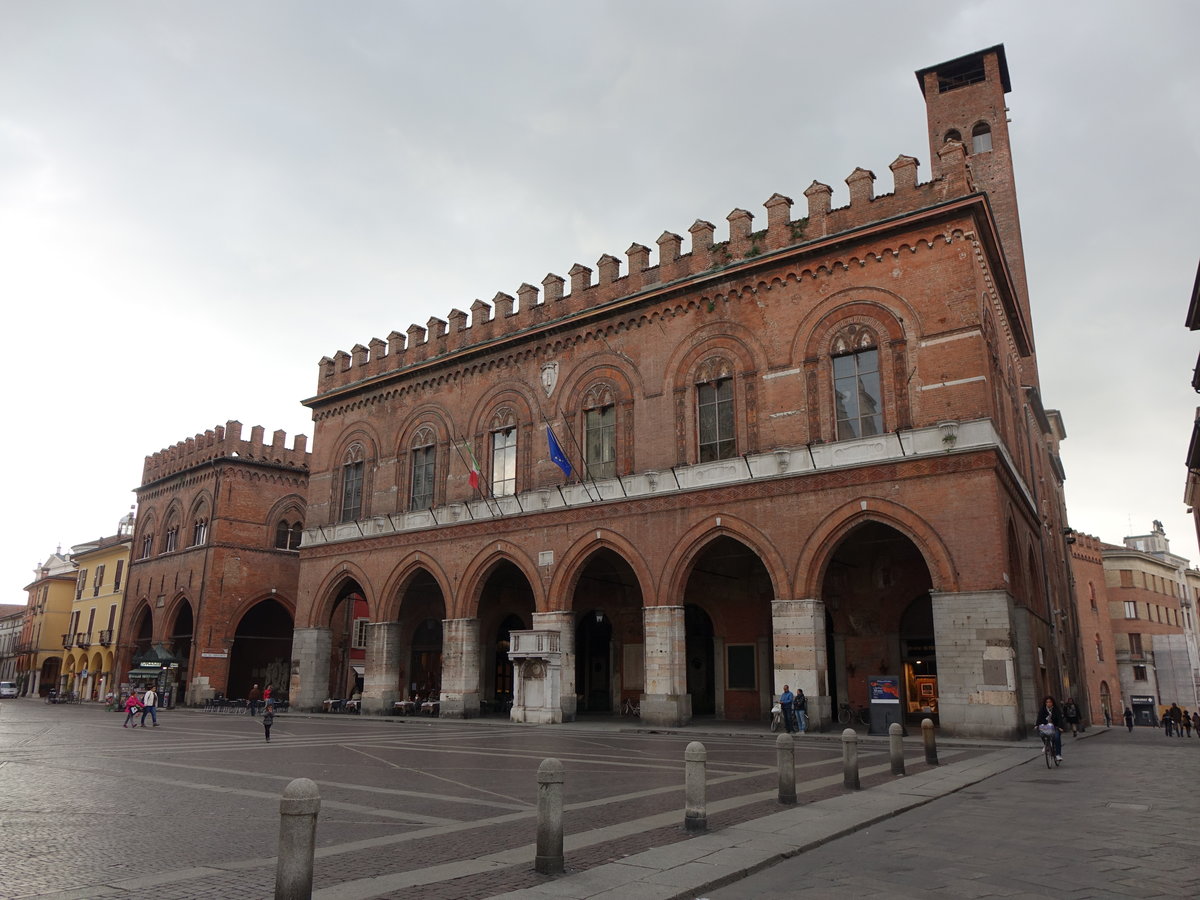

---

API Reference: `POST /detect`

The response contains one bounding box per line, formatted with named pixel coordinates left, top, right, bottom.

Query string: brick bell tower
left=916, top=45, right=1036, bottom=367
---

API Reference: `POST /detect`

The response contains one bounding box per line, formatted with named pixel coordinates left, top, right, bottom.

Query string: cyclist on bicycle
left=1035, top=695, right=1065, bottom=761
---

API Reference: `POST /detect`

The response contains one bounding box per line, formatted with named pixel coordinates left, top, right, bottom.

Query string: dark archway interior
left=228, top=598, right=295, bottom=702
left=479, top=561, right=535, bottom=705
left=573, top=549, right=643, bottom=714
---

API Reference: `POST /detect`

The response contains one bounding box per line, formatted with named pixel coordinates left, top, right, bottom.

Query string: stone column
left=361, top=621, right=402, bottom=716
left=290, top=627, right=331, bottom=713
left=930, top=589, right=1021, bottom=739
left=440, top=617, right=480, bottom=718
left=772, top=598, right=828, bottom=729
left=533, top=611, right=576, bottom=721
left=642, top=605, right=690, bottom=726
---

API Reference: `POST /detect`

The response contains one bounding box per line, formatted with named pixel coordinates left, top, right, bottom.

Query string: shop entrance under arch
left=820, top=522, right=934, bottom=724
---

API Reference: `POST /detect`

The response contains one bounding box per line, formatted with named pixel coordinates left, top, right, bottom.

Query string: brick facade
left=117, top=421, right=309, bottom=704
left=290, top=45, right=1078, bottom=738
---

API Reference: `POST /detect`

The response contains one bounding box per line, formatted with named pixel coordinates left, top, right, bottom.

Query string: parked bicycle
left=837, top=702, right=870, bottom=726
left=620, top=697, right=640, bottom=718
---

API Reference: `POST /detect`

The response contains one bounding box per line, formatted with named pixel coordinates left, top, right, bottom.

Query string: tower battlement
left=141, top=420, right=310, bottom=484
left=314, top=145, right=975, bottom=396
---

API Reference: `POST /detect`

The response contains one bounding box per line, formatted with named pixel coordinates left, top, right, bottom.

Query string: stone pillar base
left=440, top=691, right=480, bottom=718
left=640, top=693, right=692, bottom=727
left=511, top=705, right=563, bottom=724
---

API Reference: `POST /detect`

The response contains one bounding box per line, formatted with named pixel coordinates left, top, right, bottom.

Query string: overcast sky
left=5, top=1, right=1199, bottom=597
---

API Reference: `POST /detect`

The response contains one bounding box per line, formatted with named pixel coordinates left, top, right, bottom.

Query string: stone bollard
left=275, top=778, right=320, bottom=900
left=889, top=722, right=905, bottom=776
left=776, top=733, right=796, bottom=804
left=535, top=758, right=565, bottom=875
left=684, top=741, right=707, bottom=831
left=922, top=717, right=939, bottom=766
left=841, top=728, right=860, bottom=790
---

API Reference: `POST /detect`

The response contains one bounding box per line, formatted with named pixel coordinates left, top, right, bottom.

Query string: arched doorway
left=325, top=582, right=367, bottom=701
left=410, top=618, right=442, bottom=702
left=228, top=598, right=294, bottom=703
left=900, top=595, right=937, bottom=724
left=396, top=569, right=446, bottom=703
left=571, top=548, right=644, bottom=715
left=169, top=601, right=194, bottom=706
left=821, top=522, right=933, bottom=720
left=685, top=604, right=715, bottom=715
left=575, top=611, right=614, bottom=712
left=493, top=613, right=525, bottom=712
left=682, top=535, right=774, bottom=721
left=477, top=561, right=535, bottom=709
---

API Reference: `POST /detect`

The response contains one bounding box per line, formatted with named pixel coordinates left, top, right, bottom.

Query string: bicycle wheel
left=837, top=706, right=850, bottom=725
left=770, top=714, right=779, bottom=732
left=1044, top=744, right=1052, bottom=768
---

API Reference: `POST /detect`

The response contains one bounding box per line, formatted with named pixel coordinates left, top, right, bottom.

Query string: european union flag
left=546, top=425, right=572, bottom=478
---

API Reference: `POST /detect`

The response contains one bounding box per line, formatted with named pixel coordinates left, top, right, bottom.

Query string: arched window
left=489, top=407, right=517, bottom=497
left=831, top=325, right=882, bottom=440
left=695, top=357, right=736, bottom=462
left=190, top=515, right=209, bottom=547
left=410, top=427, right=436, bottom=510
left=164, top=519, right=179, bottom=553
left=274, top=520, right=302, bottom=550
left=582, top=384, right=616, bottom=479
left=944, top=129, right=962, bottom=143
left=340, top=444, right=365, bottom=522
left=1088, top=582, right=1097, bottom=611
left=971, top=122, right=992, bottom=153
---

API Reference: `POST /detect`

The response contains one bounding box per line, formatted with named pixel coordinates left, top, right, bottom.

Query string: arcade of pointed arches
left=295, top=507, right=986, bottom=729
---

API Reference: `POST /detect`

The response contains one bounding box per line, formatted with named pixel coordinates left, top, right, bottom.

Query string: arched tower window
left=695, top=356, right=736, bottom=462
left=831, top=325, right=882, bottom=440
left=410, top=427, right=436, bottom=510
left=944, top=129, right=962, bottom=143
left=971, top=121, right=992, bottom=153
left=340, top=443, right=365, bottom=523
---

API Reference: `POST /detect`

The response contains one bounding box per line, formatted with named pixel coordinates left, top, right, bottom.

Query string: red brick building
left=290, top=45, right=1079, bottom=738
left=117, top=421, right=309, bottom=704
left=1068, top=532, right=1123, bottom=724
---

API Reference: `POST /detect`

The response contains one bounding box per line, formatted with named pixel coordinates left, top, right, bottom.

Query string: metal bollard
left=275, top=778, right=320, bottom=900
left=684, top=741, right=707, bottom=831
left=535, top=758, right=565, bottom=875
left=776, top=733, right=796, bottom=804
left=841, top=728, right=860, bottom=790
left=922, top=717, right=939, bottom=766
left=889, top=722, right=905, bottom=776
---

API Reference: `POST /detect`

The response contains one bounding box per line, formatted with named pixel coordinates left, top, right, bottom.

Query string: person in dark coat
left=248, top=683, right=262, bottom=717
left=1035, top=695, right=1065, bottom=761
left=1122, top=707, right=1134, bottom=732
left=1063, top=697, right=1081, bottom=736
left=262, top=705, right=275, bottom=742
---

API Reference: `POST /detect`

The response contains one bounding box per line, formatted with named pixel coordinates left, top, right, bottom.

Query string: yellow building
left=19, top=549, right=77, bottom=697
left=63, top=516, right=134, bottom=702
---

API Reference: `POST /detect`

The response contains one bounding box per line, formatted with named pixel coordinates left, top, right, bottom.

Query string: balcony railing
left=61, top=633, right=73, bottom=649
left=98, top=629, right=113, bottom=646
left=75, top=632, right=91, bottom=649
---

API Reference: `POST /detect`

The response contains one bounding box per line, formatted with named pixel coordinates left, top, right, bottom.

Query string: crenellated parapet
left=315, top=144, right=974, bottom=395
left=141, top=420, right=310, bottom=485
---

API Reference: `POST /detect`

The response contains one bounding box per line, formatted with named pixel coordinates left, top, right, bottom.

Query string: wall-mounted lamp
left=594, top=610, right=604, bottom=624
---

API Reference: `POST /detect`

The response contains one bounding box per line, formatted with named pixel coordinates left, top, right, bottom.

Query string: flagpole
left=452, top=434, right=500, bottom=518
left=558, top=412, right=602, bottom=501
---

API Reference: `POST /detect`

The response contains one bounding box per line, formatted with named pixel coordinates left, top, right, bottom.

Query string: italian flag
left=462, top=440, right=482, bottom=491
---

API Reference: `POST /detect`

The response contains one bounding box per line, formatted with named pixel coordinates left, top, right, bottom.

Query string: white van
left=0, top=682, right=18, bottom=699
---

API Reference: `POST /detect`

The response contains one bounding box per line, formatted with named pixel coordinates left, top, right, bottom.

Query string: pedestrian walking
left=779, top=685, right=795, bottom=734
left=248, top=683, right=262, bottom=716
left=1123, top=707, right=1134, bottom=732
left=1063, top=697, right=1081, bottom=736
left=1162, top=708, right=1174, bottom=737
left=1182, top=709, right=1192, bottom=738
left=795, top=688, right=808, bottom=733
left=140, top=686, right=159, bottom=727
left=1169, top=703, right=1183, bottom=737
left=1103, top=706, right=1111, bottom=727
left=263, top=683, right=274, bottom=710
left=122, top=690, right=142, bottom=728
left=262, top=704, right=275, bottom=742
